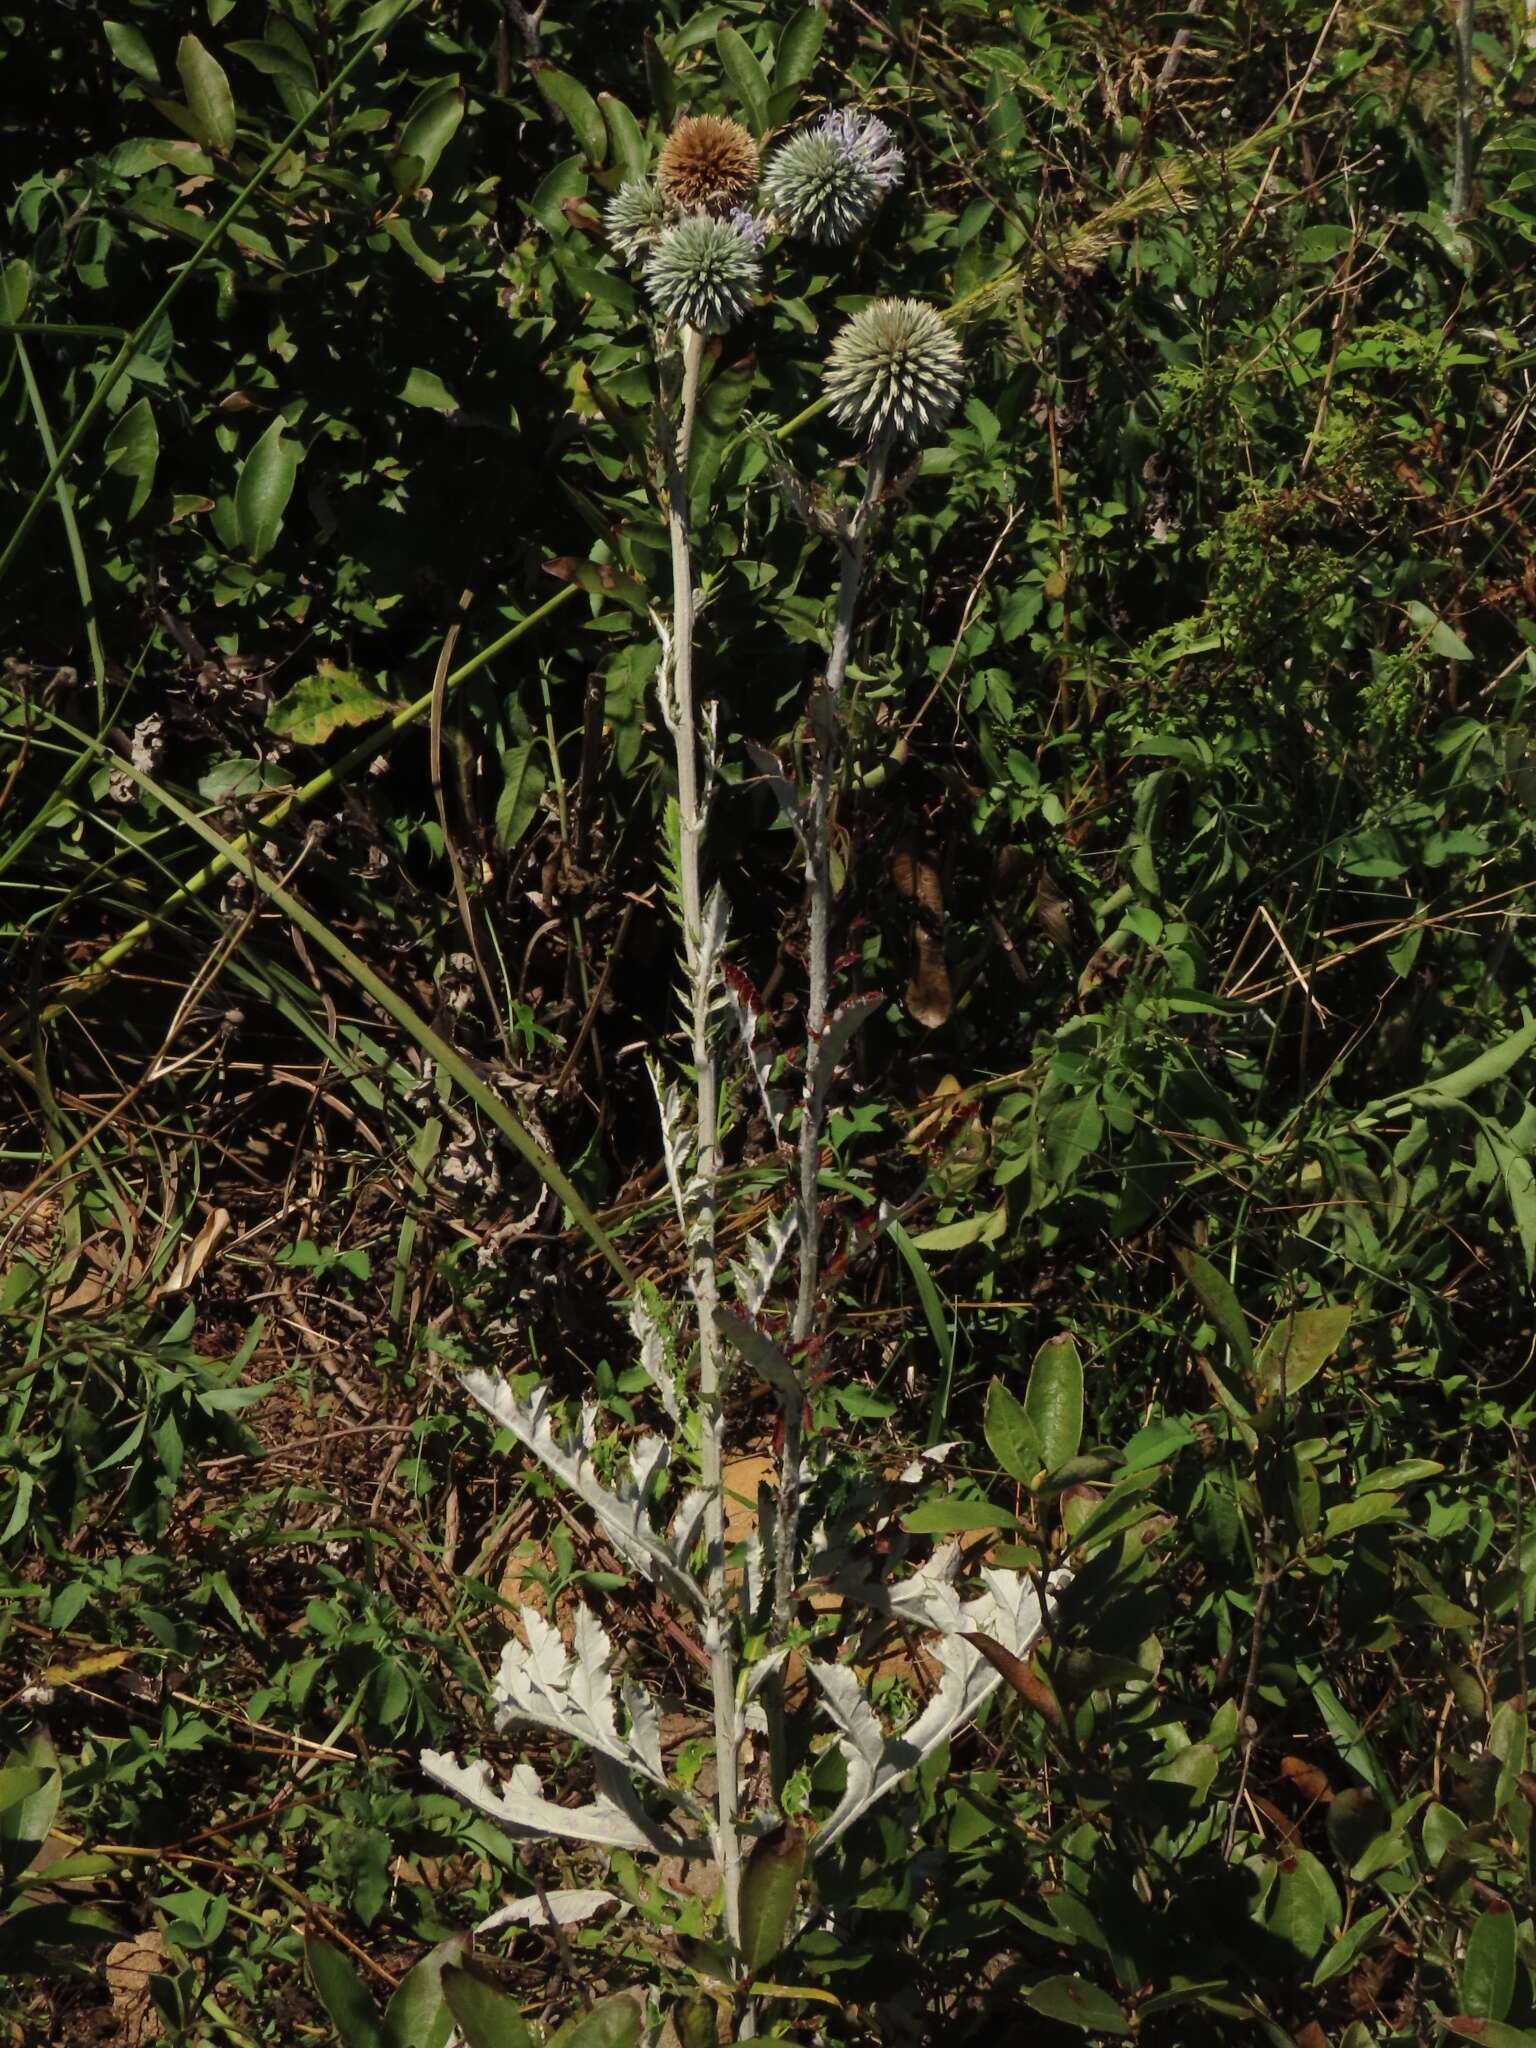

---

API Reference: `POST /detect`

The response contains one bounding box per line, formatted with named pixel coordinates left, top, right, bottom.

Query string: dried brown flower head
left=657, top=115, right=759, bottom=213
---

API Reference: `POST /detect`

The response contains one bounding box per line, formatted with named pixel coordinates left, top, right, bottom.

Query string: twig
left=775, top=434, right=891, bottom=1637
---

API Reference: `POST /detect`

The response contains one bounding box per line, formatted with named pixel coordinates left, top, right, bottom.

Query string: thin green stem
left=13, top=334, right=106, bottom=719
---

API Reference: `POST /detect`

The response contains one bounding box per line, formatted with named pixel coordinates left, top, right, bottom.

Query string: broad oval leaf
left=775, top=6, right=826, bottom=87
left=1173, top=1243, right=1254, bottom=1367
left=599, top=93, right=648, bottom=183
left=441, top=1961, right=537, bottom=2048
left=103, top=397, right=159, bottom=519
left=739, top=1823, right=806, bottom=1975
left=901, top=1494, right=1020, bottom=1534
left=544, top=1992, right=644, bottom=2048
left=985, top=1376, right=1043, bottom=1485
left=1252, top=1302, right=1352, bottom=1403
left=235, top=415, right=301, bottom=562
left=495, top=739, right=548, bottom=852
left=177, top=35, right=236, bottom=151
left=306, top=1934, right=385, bottom=2048
left=1, top=257, right=30, bottom=322
left=104, top=19, right=161, bottom=81
left=391, top=84, right=465, bottom=196
left=1025, top=1975, right=1130, bottom=2035
left=538, top=68, right=607, bottom=165
left=716, top=25, right=769, bottom=133
left=1462, top=1903, right=1517, bottom=2022
left=383, top=1935, right=466, bottom=2048
left=1025, top=1333, right=1083, bottom=1472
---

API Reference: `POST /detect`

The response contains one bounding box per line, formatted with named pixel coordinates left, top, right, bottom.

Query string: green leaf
left=1025, top=1333, right=1083, bottom=1471
left=538, top=68, right=607, bottom=165
left=1312, top=1906, right=1389, bottom=1988
left=1326, top=1786, right=1389, bottom=1870
left=103, top=397, right=159, bottom=518
left=1442, top=2023, right=1536, bottom=2045
left=441, top=1963, right=537, bottom=2048
left=104, top=19, right=161, bottom=81
left=902, top=1494, right=1021, bottom=1534
left=391, top=83, right=465, bottom=196
left=0, top=1733, right=60, bottom=1885
left=1251, top=1302, right=1351, bottom=1403
left=1266, top=1854, right=1332, bottom=1961
left=739, top=1824, right=806, bottom=1975
left=495, top=740, right=548, bottom=852
left=307, top=1934, right=386, bottom=2048
left=234, top=414, right=301, bottom=562
left=1044, top=1092, right=1102, bottom=1183
left=599, top=94, right=649, bottom=183
left=0, top=258, right=30, bottom=322
left=717, top=26, right=769, bottom=132
left=774, top=7, right=825, bottom=86
left=399, top=367, right=460, bottom=413
left=1406, top=599, right=1474, bottom=662
left=985, top=1377, right=1044, bottom=1485
left=1024, top=1976, right=1131, bottom=2035
left=642, top=30, right=677, bottom=127
left=1173, top=1244, right=1254, bottom=1367
left=268, top=663, right=399, bottom=745
left=888, top=1217, right=956, bottom=1442
left=1462, top=1904, right=1517, bottom=2022
left=544, top=1993, right=643, bottom=2048
left=383, top=1936, right=466, bottom=2048
left=177, top=35, right=237, bottom=151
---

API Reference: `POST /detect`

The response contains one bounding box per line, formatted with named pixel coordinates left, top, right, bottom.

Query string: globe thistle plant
left=825, top=297, right=965, bottom=443
left=762, top=108, right=904, bottom=244
left=604, top=177, right=671, bottom=262
left=644, top=212, right=761, bottom=333
left=656, top=113, right=759, bottom=213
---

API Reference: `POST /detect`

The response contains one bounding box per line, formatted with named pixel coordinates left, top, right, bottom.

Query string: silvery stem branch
left=773, top=432, right=892, bottom=1637
left=1449, top=0, right=1477, bottom=223
left=660, top=321, right=742, bottom=1944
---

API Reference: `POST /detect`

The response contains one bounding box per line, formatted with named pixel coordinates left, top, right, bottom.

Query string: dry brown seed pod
left=657, top=114, right=759, bottom=213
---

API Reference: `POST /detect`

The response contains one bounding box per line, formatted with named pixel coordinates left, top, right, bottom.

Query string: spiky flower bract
left=644, top=213, right=761, bottom=332
left=605, top=178, right=671, bottom=261
left=824, top=298, right=965, bottom=444
left=656, top=115, right=759, bottom=213
left=762, top=109, right=903, bottom=244
left=817, top=110, right=904, bottom=192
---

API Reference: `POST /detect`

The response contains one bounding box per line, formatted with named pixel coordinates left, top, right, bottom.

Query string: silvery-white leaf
left=629, top=1288, right=681, bottom=1421
left=460, top=1371, right=703, bottom=1611
left=807, top=1567, right=1068, bottom=1855
left=744, top=1645, right=791, bottom=1702
left=698, top=882, right=728, bottom=986
left=669, top=1486, right=709, bottom=1560
left=730, top=1208, right=798, bottom=1319
left=715, top=1308, right=800, bottom=1397
left=476, top=1889, right=621, bottom=1934
left=421, top=1750, right=661, bottom=1853
left=622, top=1677, right=665, bottom=1782
left=647, top=1057, right=693, bottom=1232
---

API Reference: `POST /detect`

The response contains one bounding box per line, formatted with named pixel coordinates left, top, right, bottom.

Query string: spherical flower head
left=604, top=177, right=671, bottom=262
left=644, top=213, right=761, bottom=332
left=762, top=108, right=902, bottom=244
left=824, top=298, right=965, bottom=444
left=656, top=114, right=759, bottom=213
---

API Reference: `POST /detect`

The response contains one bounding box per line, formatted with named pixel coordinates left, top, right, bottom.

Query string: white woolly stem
left=661, top=322, right=742, bottom=1946
left=773, top=432, right=891, bottom=1637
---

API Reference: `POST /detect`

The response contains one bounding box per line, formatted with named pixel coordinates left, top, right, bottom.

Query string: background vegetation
left=3, top=0, right=1536, bottom=2041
